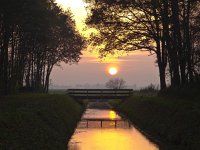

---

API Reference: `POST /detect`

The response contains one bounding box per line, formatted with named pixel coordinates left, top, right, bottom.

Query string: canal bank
left=0, top=94, right=85, bottom=149
left=109, top=96, right=200, bottom=150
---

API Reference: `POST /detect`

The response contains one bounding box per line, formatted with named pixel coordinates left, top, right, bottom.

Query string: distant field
left=49, top=89, right=67, bottom=94
left=0, top=94, right=84, bottom=150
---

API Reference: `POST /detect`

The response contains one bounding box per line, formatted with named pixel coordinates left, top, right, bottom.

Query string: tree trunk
left=156, top=42, right=167, bottom=90
left=171, top=0, right=185, bottom=85
left=185, top=1, right=193, bottom=82
left=44, top=64, right=53, bottom=93
left=2, top=20, right=10, bottom=95
left=162, top=0, right=180, bottom=86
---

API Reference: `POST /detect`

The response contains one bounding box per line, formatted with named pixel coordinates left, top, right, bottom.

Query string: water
left=68, top=108, right=159, bottom=150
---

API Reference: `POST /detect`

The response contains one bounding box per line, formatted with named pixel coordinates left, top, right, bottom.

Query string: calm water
left=68, top=108, right=159, bottom=150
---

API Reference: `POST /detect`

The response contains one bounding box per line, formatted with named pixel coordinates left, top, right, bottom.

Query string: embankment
left=0, top=94, right=85, bottom=150
left=110, top=95, right=200, bottom=150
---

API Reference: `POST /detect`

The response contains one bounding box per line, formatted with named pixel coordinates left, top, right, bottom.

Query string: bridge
left=67, top=89, right=133, bottom=100
left=80, top=118, right=131, bottom=128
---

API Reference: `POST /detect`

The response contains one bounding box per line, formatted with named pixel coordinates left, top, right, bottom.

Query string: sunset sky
left=51, top=0, right=159, bottom=89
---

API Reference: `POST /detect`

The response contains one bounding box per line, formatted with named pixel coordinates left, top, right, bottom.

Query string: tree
left=0, top=0, right=85, bottom=95
left=85, top=0, right=200, bottom=89
left=85, top=0, right=168, bottom=89
left=105, top=78, right=126, bottom=89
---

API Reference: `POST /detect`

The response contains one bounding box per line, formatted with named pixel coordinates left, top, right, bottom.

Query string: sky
left=51, top=0, right=160, bottom=89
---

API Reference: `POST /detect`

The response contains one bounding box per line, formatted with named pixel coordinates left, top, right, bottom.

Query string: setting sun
left=108, top=67, right=118, bottom=75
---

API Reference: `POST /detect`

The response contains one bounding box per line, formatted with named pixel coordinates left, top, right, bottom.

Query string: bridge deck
left=82, top=118, right=123, bottom=121
left=67, top=89, right=133, bottom=99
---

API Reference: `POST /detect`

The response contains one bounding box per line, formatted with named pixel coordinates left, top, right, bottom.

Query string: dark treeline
left=85, top=0, right=200, bottom=90
left=0, top=0, right=85, bottom=95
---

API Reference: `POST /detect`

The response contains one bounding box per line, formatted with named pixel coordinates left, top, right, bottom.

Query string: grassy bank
left=110, top=94, right=200, bottom=150
left=0, top=94, right=85, bottom=150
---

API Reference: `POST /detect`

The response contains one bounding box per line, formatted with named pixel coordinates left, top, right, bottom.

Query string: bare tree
left=105, top=78, right=126, bottom=89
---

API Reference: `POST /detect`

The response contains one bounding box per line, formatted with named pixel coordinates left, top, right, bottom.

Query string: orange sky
left=50, top=0, right=159, bottom=89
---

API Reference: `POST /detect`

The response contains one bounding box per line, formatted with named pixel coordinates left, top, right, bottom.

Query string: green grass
left=0, top=94, right=85, bottom=150
left=110, top=95, right=200, bottom=150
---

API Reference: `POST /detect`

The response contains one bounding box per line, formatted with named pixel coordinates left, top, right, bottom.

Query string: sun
left=108, top=67, right=118, bottom=75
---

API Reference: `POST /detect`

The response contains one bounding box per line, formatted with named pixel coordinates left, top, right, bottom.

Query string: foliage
left=0, top=94, right=85, bottom=149
left=159, top=81, right=200, bottom=100
left=0, top=0, right=85, bottom=95
left=85, top=0, right=200, bottom=90
left=105, top=78, right=126, bottom=89
left=139, top=84, right=159, bottom=93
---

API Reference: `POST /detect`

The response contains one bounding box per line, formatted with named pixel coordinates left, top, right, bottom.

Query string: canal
left=68, top=102, right=159, bottom=150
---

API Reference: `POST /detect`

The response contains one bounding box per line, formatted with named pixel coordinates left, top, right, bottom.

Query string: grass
left=109, top=88, right=200, bottom=150
left=0, top=94, right=85, bottom=150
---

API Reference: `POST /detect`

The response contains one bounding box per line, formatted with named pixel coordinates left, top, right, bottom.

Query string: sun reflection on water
left=109, top=111, right=117, bottom=120
left=68, top=109, right=159, bottom=150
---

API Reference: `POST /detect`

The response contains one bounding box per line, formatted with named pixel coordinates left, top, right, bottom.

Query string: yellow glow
left=56, top=0, right=152, bottom=64
left=108, top=67, right=118, bottom=75
left=109, top=111, right=117, bottom=120
left=56, top=0, right=85, bottom=8
left=69, top=109, right=159, bottom=150
left=55, top=0, right=87, bottom=32
left=69, top=128, right=159, bottom=150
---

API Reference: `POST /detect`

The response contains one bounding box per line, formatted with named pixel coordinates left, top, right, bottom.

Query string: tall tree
left=85, top=0, right=200, bottom=89
left=85, top=0, right=167, bottom=89
left=0, top=0, right=85, bottom=95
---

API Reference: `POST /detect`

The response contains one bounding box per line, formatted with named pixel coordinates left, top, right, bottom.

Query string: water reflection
left=109, top=111, right=117, bottom=120
left=83, top=109, right=121, bottom=119
left=68, top=109, right=159, bottom=150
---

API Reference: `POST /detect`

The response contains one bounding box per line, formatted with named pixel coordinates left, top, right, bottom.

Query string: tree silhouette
left=85, top=0, right=200, bottom=89
left=0, top=0, right=85, bottom=95
left=105, top=78, right=126, bottom=89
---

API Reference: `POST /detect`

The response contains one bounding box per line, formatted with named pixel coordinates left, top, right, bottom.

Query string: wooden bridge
left=67, top=89, right=133, bottom=100
left=80, top=118, right=131, bottom=128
